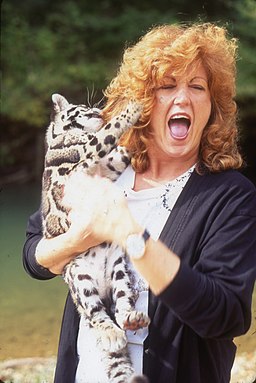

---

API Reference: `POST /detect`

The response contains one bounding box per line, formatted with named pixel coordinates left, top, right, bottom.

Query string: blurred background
left=1, top=0, right=255, bottom=381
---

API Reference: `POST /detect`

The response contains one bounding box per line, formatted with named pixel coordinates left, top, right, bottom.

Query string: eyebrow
left=190, top=76, right=208, bottom=83
left=162, top=76, right=208, bottom=83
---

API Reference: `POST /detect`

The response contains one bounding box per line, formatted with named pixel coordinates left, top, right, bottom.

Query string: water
left=0, top=183, right=68, bottom=360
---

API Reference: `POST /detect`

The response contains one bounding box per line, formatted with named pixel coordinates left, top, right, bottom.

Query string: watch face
left=126, top=234, right=146, bottom=259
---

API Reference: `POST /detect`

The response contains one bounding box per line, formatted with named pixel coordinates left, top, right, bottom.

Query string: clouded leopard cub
left=41, top=94, right=149, bottom=382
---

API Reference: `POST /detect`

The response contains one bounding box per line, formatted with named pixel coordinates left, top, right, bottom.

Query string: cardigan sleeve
left=158, top=174, right=256, bottom=340
left=22, top=209, right=57, bottom=280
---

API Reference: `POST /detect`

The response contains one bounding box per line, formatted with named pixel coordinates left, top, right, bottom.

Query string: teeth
left=171, top=115, right=189, bottom=120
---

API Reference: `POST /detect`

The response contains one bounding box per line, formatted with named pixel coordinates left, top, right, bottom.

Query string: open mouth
left=168, top=116, right=191, bottom=140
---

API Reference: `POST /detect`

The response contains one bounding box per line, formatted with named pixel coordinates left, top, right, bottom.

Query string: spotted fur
left=41, top=94, right=149, bottom=382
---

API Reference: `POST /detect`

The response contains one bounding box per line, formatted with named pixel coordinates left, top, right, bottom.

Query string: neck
left=134, top=158, right=196, bottom=191
left=145, top=157, right=196, bottom=182
left=144, top=143, right=198, bottom=180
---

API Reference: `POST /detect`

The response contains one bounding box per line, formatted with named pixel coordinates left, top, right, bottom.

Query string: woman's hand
left=65, top=172, right=181, bottom=295
left=36, top=171, right=181, bottom=292
left=64, top=171, right=141, bottom=248
left=35, top=172, right=139, bottom=275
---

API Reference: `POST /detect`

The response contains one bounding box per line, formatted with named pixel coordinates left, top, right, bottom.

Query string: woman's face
left=148, top=62, right=212, bottom=164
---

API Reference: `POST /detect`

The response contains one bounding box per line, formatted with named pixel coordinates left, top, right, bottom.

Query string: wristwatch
left=125, top=229, right=150, bottom=260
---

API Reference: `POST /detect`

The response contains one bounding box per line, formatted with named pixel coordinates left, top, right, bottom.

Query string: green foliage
left=233, top=0, right=256, bottom=97
left=2, top=1, right=177, bottom=127
left=1, top=0, right=256, bottom=183
left=2, top=0, right=256, bottom=127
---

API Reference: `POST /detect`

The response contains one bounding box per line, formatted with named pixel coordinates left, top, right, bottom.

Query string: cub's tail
left=129, top=374, right=150, bottom=383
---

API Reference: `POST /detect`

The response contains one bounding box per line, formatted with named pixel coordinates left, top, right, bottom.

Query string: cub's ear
left=52, top=93, right=69, bottom=113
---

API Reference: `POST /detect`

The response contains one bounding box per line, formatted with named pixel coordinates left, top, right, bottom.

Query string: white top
left=75, top=165, right=195, bottom=383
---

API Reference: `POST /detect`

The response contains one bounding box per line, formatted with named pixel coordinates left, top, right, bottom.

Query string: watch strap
left=142, top=228, right=150, bottom=242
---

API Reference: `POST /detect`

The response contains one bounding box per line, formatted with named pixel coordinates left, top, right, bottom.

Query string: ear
left=51, top=93, right=69, bottom=113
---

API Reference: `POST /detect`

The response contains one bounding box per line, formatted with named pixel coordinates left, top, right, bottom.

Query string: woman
left=23, top=23, right=256, bottom=382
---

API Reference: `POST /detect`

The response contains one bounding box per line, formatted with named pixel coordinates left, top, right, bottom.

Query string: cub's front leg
left=70, top=101, right=141, bottom=176
left=98, top=145, right=131, bottom=181
left=96, top=101, right=142, bottom=143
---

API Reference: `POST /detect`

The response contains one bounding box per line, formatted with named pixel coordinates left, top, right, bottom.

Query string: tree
left=1, top=0, right=255, bottom=183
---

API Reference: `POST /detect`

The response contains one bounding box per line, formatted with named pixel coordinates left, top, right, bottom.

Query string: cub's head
left=50, top=93, right=103, bottom=136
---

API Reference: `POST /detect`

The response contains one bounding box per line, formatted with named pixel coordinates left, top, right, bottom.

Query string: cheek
left=197, top=98, right=211, bottom=126
left=151, top=100, right=166, bottom=126
left=204, top=103, right=212, bottom=127
left=159, top=95, right=170, bottom=104
left=155, top=95, right=168, bottom=110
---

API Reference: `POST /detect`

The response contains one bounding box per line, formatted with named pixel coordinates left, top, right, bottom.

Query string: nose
left=173, top=87, right=190, bottom=105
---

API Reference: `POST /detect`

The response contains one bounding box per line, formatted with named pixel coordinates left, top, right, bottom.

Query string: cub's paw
left=117, top=311, right=150, bottom=331
left=96, top=324, right=127, bottom=352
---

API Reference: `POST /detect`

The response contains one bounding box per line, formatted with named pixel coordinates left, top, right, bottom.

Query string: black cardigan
left=23, top=170, right=256, bottom=383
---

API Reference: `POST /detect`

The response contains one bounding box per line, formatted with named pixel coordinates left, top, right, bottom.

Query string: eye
left=160, top=84, right=176, bottom=90
left=190, top=84, right=205, bottom=91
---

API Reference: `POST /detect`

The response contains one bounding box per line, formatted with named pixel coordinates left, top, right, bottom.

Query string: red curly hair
left=103, top=23, right=243, bottom=173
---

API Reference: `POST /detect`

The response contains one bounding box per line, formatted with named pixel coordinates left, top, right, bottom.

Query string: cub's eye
left=87, top=112, right=101, bottom=119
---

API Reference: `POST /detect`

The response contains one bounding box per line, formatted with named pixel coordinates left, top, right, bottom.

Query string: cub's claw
left=122, top=311, right=150, bottom=331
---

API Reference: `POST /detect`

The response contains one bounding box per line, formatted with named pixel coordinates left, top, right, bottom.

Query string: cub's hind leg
left=63, top=250, right=127, bottom=352
left=110, top=250, right=150, bottom=331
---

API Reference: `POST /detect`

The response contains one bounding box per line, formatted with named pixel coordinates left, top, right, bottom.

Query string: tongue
left=169, top=120, right=189, bottom=139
